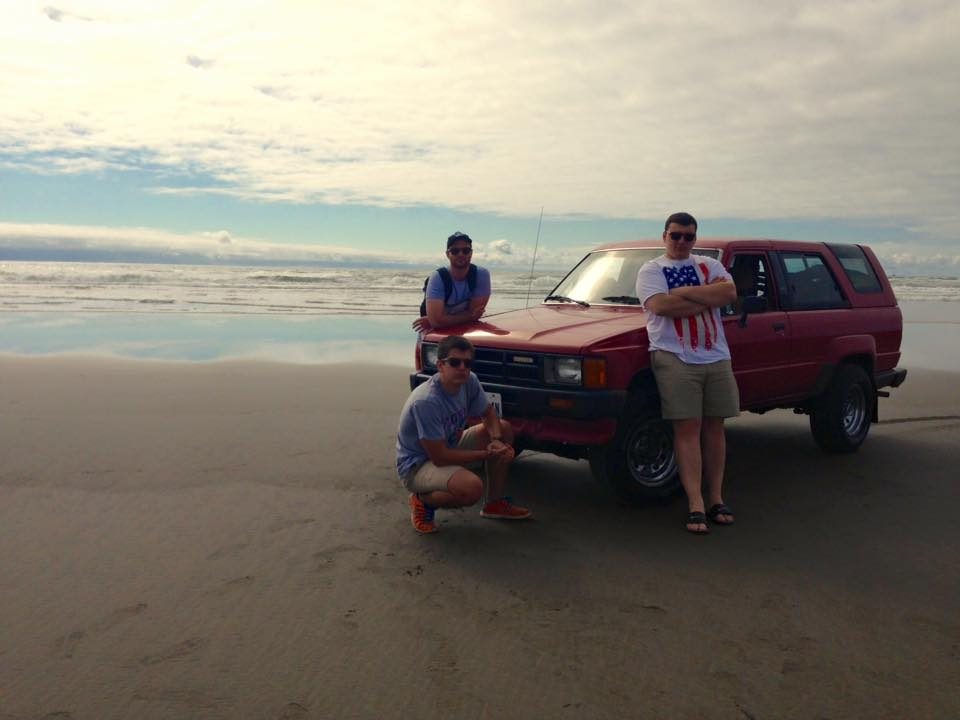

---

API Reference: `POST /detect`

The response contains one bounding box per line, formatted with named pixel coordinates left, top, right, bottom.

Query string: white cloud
left=0, top=221, right=422, bottom=265
left=0, top=221, right=586, bottom=269
left=1, top=1, right=958, bottom=241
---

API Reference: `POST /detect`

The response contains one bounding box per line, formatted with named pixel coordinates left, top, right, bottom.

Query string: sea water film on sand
left=0, top=261, right=957, bottom=367
left=0, top=262, right=562, bottom=363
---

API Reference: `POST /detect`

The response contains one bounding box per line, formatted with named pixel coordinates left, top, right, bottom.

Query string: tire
left=590, top=399, right=679, bottom=502
left=810, top=363, right=875, bottom=453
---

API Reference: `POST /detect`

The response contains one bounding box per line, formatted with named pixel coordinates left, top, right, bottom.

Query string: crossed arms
left=645, top=278, right=736, bottom=318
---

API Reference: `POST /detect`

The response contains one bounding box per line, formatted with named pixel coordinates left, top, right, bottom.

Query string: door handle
left=772, top=322, right=786, bottom=331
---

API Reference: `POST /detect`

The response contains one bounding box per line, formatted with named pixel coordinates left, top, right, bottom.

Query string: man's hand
left=412, top=316, right=432, bottom=332
left=485, top=439, right=514, bottom=461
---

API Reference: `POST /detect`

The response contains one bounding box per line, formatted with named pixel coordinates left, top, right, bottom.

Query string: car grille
left=472, top=347, right=543, bottom=386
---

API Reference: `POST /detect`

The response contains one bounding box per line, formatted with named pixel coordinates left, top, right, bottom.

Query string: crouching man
left=396, top=335, right=532, bottom=534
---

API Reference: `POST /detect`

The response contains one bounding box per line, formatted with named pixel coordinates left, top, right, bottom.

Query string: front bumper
left=409, top=372, right=626, bottom=448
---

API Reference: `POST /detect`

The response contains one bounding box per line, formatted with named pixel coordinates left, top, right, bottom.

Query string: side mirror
left=738, top=295, right=767, bottom=327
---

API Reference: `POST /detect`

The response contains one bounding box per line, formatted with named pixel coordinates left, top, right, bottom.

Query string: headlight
left=422, top=343, right=439, bottom=369
left=544, top=356, right=582, bottom=385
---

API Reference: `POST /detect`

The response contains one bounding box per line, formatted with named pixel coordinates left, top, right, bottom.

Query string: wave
left=2, top=261, right=959, bottom=315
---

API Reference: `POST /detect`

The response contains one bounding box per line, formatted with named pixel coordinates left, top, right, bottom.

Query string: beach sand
left=1, top=357, right=958, bottom=719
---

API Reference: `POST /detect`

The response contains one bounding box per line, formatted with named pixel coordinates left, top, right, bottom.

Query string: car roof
left=592, top=238, right=833, bottom=253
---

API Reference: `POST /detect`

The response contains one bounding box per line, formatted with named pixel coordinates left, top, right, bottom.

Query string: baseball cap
left=447, top=231, right=472, bottom=248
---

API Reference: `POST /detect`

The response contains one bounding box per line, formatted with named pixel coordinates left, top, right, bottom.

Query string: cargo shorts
left=650, top=350, right=740, bottom=420
left=402, top=424, right=488, bottom=494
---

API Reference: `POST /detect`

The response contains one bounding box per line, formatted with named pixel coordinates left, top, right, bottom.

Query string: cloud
left=203, top=230, right=232, bottom=245
left=0, top=221, right=586, bottom=270
left=1, top=1, right=957, bottom=244
left=186, top=55, right=214, bottom=69
left=488, top=239, right=513, bottom=255
left=41, top=5, right=92, bottom=23
left=0, top=222, right=425, bottom=266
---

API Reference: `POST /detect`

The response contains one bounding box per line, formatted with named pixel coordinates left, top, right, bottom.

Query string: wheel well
left=812, top=355, right=876, bottom=397
left=844, top=354, right=875, bottom=381
left=628, top=368, right=658, bottom=397
left=627, top=369, right=661, bottom=408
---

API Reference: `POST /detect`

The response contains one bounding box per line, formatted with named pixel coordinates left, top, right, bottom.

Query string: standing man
left=396, top=335, right=532, bottom=534
left=635, top=212, right=739, bottom=534
left=412, top=231, right=491, bottom=333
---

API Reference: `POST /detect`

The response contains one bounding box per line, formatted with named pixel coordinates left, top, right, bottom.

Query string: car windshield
left=546, top=247, right=720, bottom=306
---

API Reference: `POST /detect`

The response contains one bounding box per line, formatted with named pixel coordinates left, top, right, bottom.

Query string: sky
left=1, top=1, right=958, bottom=274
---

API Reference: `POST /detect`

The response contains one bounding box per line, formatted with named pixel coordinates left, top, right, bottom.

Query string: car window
left=777, top=252, right=847, bottom=310
left=724, top=253, right=772, bottom=315
left=826, top=244, right=883, bottom=293
left=548, top=247, right=719, bottom=305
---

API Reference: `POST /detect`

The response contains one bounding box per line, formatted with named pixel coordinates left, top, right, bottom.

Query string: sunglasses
left=668, top=232, right=696, bottom=242
left=441, top=357, right=473, bottom=368
left=448, top=247, right=472, bottom=256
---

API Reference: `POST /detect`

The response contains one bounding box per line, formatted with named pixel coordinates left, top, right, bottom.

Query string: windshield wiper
left=601, top=295, right=640, bottom=305
left=544, top=294, right=590, bottom=307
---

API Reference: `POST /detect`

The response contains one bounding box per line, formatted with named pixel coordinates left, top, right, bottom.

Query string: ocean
left=1, top=261, right=957, bottom=369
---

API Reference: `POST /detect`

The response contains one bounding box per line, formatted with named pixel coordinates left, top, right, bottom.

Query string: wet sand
left=1, top=357, right=958, bottom=719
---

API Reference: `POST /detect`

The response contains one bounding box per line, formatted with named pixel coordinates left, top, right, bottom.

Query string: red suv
left=412, top=239, right=907, bottom=501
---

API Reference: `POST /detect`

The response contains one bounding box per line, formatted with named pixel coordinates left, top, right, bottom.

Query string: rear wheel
left=590, top=399, right=679, bottom=502
left=810, top=364, right=874, bottom=453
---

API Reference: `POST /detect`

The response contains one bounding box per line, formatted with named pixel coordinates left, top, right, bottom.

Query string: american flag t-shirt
left=662, top=261, right=719, bottom=352
left=636, top=254, right=731, bottom=363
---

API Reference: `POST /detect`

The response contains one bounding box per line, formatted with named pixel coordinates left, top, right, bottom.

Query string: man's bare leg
left=701, top=416, right=733, bottom=524
left=481, top=421, right=515, bottom=502
left=673, top=417, right=707, bottom=532
left=419, top=470, right=483, bottom=508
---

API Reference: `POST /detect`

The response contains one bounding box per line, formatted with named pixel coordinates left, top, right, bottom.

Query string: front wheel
left=590, top=401, right=679, bottom=502
left=810, top=363, right=875, bottom=453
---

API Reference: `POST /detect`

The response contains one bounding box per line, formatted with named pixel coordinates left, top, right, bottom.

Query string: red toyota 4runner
left=411, top=239, right=907, bottom=501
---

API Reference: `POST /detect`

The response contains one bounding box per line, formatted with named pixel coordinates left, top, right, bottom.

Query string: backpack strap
left=437, top=267, right=454, bottom=303
left=423, top=266, right=478, bottom=316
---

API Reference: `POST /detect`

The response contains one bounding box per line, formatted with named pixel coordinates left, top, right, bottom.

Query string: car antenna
left=525, top=207, right=544, bottom=308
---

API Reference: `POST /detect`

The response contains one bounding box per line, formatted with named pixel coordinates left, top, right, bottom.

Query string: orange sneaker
left=409, top=493, right=438, bottom=534
left=480, top=497, right=532, bottom=520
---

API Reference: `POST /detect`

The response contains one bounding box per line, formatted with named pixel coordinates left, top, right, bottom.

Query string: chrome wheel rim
left=842, top=383, right=868, bottom=439
left=625, top=419, right=677, bottom=488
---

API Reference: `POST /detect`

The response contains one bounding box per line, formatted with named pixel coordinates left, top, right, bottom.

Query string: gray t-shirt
left=396, top=373, right=489, bottom=478
left=425, top=266, right=492, bottom=315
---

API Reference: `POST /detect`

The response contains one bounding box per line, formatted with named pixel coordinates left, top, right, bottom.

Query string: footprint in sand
left=277, top=703, right=309, bottom=719
left=55, top=602, right=148, bottom=658
left=267, top=517, right=316, bottom=533
left=140, top=637, right=207, bottom=666
left=206, top=542, right=250, bottom=560
left=312, top=543, right=364, bottom=572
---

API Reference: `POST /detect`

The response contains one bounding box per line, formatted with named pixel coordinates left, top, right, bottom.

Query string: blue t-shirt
left=425, top=266, right=492, bottom=315
left=396, top=373, right=489, bottom=478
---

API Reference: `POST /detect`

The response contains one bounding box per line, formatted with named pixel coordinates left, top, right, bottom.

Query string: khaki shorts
left=650, top=350, right=740, bottom=420
left=402, top=424, right=488, bottom=493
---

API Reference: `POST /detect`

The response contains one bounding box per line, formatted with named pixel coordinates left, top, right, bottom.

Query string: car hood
left=425, top=304, right=650, bottom=354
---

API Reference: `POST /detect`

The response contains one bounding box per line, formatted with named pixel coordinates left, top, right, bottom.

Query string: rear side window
left=777, top=252, right=847, bottom=309
left=826, top=244, right=883, bottom=293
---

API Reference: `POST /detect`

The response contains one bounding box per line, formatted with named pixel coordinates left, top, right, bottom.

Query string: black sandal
left=686, top=511, right=709, bottom=534
left=707, top=503, right=735, bottom=526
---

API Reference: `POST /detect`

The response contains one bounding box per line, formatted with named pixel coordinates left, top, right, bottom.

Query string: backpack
left=419, top=265, right=478, bottom=317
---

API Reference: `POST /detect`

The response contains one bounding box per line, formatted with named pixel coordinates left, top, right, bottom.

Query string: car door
left=721, top=252, right=793, bottom=407
left=772, top=250, right=851, bottom=396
